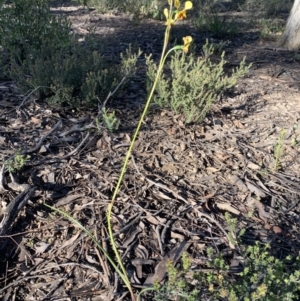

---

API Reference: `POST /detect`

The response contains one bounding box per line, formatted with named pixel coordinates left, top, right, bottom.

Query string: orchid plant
left=107, top=1, right=194, bottom=300
left=47, top=1, right=194, bottom=300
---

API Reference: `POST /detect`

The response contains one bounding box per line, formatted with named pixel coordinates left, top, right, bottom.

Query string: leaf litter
left=0, top=3, right=300, bottom=301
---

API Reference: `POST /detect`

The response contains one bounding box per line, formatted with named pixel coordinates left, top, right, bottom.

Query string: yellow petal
left=167, top=0, right=172, bottom=5
left=163, top=8, right=169, bottom=19
left=174, top=0, right=180, bottom=9
left=176, top=10, right=187, bottom=20
left=182, top=46, right=189, bottom=53
left=183, top=36, right=193, bottom=45
left=182, top=36, right=193, bottom=52
left=184, top=1, right=193, bottom=10
left=165, top=19, right=175, bottom=26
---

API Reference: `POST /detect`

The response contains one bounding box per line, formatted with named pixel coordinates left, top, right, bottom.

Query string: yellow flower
left=176, top=10, right=187, bottom=20
left=174, top=0, right=180, bottom=9
left=184, top=1, right=193, bottom=10
left=182, top=36, right=192, bottom=53
left=175, top=1, right=193, bottom=21
left=164, top=8, right=175, bottom=26
left=165, top=1, right=193, bottom=26
left=167, top=0, right=182, bottom=8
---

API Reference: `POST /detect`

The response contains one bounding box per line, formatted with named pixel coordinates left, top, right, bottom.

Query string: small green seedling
left=273, top=129, right=286, bottom=171
left=4, top=150, right=30, bottom=173
left=102, top=108, right=120, bottom=132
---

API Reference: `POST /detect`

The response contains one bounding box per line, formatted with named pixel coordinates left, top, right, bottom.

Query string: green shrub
left=153, top=245, right=300, bottom=301
left=192, top=8, right=238, bottom=36
left=146, top=40, right=251, bottom=124
left=75, top=0, right=165, bottom=17
left=101, top=108, right=120, bottom=132
left=242, top=0, right=293, bottom=15
left=4, top=150, right=30, bottom=173
left=258, top=18, right=285, bottom=41
left=0, top=0, right=140, bottom=107
left=200, top=244, right=300, bottom=301
left=153, top=253, right=199, bottom=301
left=152, top=214, right=300, bottom=300
left=10, top=42, right=140, bottom=107
left=0, top=0, right=72, bottom=75
left=79, top=0, right=121, bottom=13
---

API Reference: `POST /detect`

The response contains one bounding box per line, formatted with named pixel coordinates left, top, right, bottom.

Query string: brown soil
left=1, top=3, right=300, bottom=301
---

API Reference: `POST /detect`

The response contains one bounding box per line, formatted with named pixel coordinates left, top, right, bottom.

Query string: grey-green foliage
left=75, top=0, right=165, bottom=17
left=273, top=129, right=286, bottom=171
left=191, top=0, right=293, bottom=16
left=11, top=41, right=140, bottom=106
left=258, top=18, right=285, bottom=41
left=153, top=245, right=300, bottom=301
left=4, top=151, right=30, bottom=173
left=191, top=4, right=238, bottom=36
left=101, top=108, right=120, bottom=132
left=153, top=253, right=199, bottom=301
left=0, top=0, right=140, bottom=107
left=200, top=244, right=300, bottom=301
left=0, top=0, right=72, bottom=74
left=11, top=42, right=111, bottom=106
left=204, top=13, right=238, bottom=36
left=242, top=0, right=293, bottom=15
left=146, top=40, right=251, bottom=124
left=79, top=0, right=121, bottom=13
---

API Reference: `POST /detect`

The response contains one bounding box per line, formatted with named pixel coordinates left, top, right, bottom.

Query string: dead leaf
left=125, top=133, right=131, bottom=142
left=228, top=175, right=248, bottom=193
left=86, top=254, right=98, bottom=264
left=38, top=145, right=47, bottom=153
left=233, top=120, right=244, bottom=129
left=178, top=119, right=184, bottom=127
left=215, top=202, right=240, bottom=215
left=75, top=173, right=82, bottom=179
left=215, top=152, right=230, bottom=161
left=252, top=198, right=270, bottom=221
left=31, top=117, right=41, bottom=124
left=35, top=242, right=50, bottom=255
left=247, top=162, right=261, bottom=170
left=58, top=232, right=81, bottom=250
left=47, top=172, right=55, bottom=184
left=246, top=182, right=266, bottom=198
left=206, top=167, right=219, bottom=173
left=55, top=194, right=84, bottom=207
left=145, top=214, right=162, bottom=225
left=96, top=138, right=102, bottom=148
left=272, top=225, right=283, bottom=234
left=144, top=241, right=191, bottom=286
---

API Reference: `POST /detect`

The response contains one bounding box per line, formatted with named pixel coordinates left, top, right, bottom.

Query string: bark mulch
left=1, top=4, right=300, bottom=301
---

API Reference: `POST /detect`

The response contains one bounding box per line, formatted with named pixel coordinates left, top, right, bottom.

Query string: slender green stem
left=106, top=18, right=174, bottom=301
left=44, top=2, right=193, bottom=300
left=44, top=205, right=131, bottom=287
left=137, top=287, right=156, bottom=301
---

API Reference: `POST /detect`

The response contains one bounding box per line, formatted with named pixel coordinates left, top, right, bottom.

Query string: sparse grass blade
left=44, top=204, right=135, bottom=299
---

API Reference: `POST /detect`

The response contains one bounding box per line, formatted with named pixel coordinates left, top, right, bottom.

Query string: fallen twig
left=0, top=186, right=35, bottom=236
left=131, top=155, right=233, bottom=248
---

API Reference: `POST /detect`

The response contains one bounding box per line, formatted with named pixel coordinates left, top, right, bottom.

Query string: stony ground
left=1, top=3, right=300, bottom=301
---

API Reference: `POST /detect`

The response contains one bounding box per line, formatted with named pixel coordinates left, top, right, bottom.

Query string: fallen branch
left=0, top=185, right=35, bottom=236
